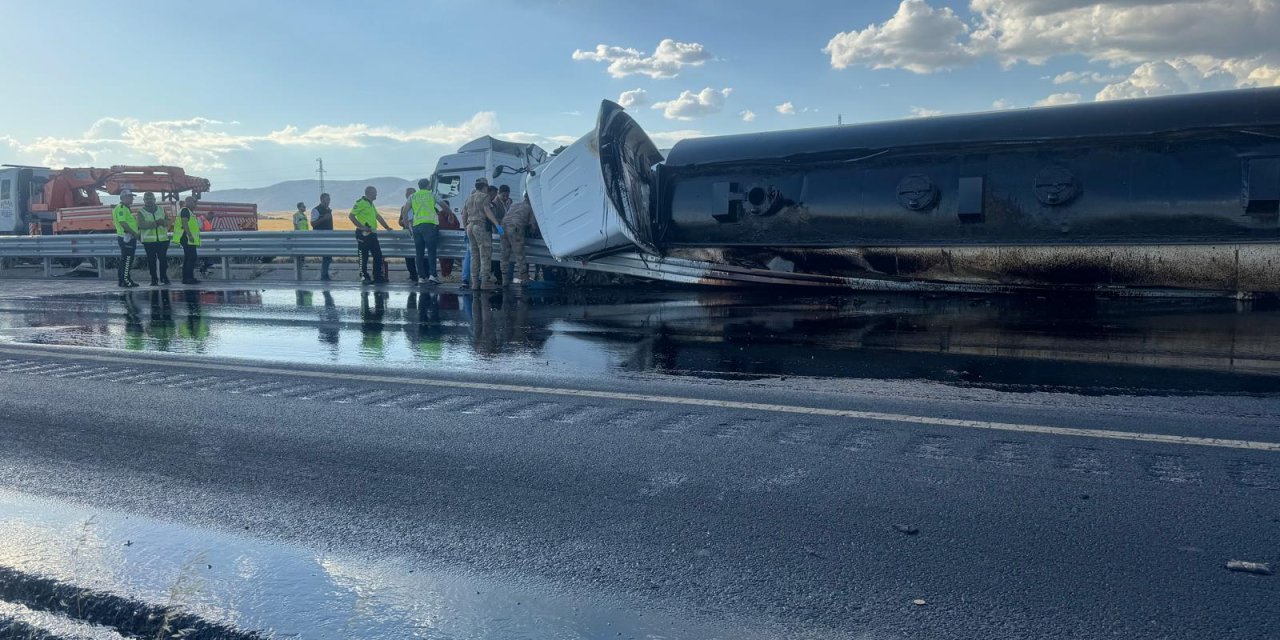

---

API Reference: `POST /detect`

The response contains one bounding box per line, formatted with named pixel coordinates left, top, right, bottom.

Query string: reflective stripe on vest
left=411, top=190, right=438, bottom=226
left=171, top=210, right=201, bottom=246
left=137, top=206, right=168, bottom=243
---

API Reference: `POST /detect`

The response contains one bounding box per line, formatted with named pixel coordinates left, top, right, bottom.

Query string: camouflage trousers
left=466, top=223, right=494, bottom=288
left=500, top=223, right=526, bottom=281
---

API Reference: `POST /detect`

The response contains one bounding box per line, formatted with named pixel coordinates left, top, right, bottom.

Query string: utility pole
left=838, top=113, right=843, bottom=126
left=315, top=157, right=326, bottom=196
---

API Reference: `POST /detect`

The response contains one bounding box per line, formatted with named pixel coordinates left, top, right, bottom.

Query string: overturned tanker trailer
left=527, top=88, right=1280, bottom=295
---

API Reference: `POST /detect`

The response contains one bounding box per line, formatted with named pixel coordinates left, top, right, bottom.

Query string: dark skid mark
left=0, top=565, right=266, bottom=640
left=0, top=616, right=73, bottom=640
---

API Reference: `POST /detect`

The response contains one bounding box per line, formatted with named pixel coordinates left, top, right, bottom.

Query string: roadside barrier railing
left=0, top=230, right=834, bottom=286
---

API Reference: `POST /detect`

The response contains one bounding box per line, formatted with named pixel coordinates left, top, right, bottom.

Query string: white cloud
left=617, top=88, right=650, bottom=109
left=776, top=101, right=796, bottom=115
left=909, top=106, right=944, bottom=117
left=503, top=132, right=579, bottom=148
left=4, top=112, right=571, bottom=172
left=647, top=129, right=706, bottom=148
left=651, top=87, right=732, bottom=120
left=967, top=0, right=1279, bottom=67
left=991, top=98, right=1014, bottom=109
left=824, top=0, right=976, bottom=74
left=739, top=110, right=757, bottom=122
left=1096, top=57, right=1250, bottom=101
left=572, top=39, right=712, bottom=79
left=1033, top=92, right=1083, bottom=106
left=1052, top=70, right=1125, bottom=85
left=826, top=1, right=1280, bottom=100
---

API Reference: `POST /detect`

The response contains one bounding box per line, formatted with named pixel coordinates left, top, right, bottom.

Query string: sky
left=2, top=0, right=1278, bottom=189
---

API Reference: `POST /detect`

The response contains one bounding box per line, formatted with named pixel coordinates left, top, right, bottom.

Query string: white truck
left=429, top=136, right=548, bottom=214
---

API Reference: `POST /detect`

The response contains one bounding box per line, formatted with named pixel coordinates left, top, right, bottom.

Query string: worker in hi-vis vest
left=293, top=202, right=310, bottom=230
left=410, top=178, right=444, bottom=285
left=136, top=191, right=171, bottom=286
left=171, top=196, right=203, bottom=285
left=349, top=186, right=392, bottom=285
left=112, top=190, right=141, bottom=288
left=292, top=201, right=310, bottom=276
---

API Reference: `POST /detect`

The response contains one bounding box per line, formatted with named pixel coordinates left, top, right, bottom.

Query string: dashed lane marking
left=2, top=346, right=1279, bottom=453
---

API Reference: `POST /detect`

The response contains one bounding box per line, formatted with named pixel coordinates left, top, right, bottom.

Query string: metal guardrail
left=0, top=231, right=1231, bottom=295
left=0, top=230, right=728, bottom=282
left=0, top=230, right=915, bottom=288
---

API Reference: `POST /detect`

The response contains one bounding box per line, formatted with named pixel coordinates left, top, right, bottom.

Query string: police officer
left=462, top=178, right=501, bottom=290
left=349, top=186, right=392, bottom=285
left=112, top=190, right=141, bottom=288
left=136, top=191, right=172, bottom=286
left=171, top=196, right=202, bottom=284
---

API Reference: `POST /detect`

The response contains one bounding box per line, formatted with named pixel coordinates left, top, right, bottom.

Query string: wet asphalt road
left=0, top=282, right=1277, bottom=639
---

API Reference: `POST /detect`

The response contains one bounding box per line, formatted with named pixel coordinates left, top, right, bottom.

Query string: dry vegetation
left=257, top=208, right=403, bottom=231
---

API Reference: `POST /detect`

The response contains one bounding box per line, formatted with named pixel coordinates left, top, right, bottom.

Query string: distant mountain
left=206, top=177, right=413, bottom=213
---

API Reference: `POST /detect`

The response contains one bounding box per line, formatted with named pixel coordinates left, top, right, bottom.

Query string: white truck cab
left=430, top=136, right=547, bottom=213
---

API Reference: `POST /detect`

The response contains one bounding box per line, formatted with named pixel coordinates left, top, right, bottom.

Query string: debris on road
left=912, top=599, right=927, bottom=606
left=1225, top=560, right=1273, bottom=576
left=893, top=524, right=919, bottom=535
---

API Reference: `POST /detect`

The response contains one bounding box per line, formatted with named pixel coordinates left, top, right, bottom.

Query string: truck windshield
left=434, top=175, right=461, bottom=199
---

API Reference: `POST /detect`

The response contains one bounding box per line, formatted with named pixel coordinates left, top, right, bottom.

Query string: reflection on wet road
left=0, top=488, right=752, bottom=640
left=1, top=288, right=1278, bottom=395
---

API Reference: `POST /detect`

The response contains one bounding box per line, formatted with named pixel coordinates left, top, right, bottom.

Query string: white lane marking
left=3, top=346, right=1279, bottom=453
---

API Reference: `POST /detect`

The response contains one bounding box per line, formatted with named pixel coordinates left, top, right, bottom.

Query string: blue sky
left=3, top=0, right=1276, bottom=188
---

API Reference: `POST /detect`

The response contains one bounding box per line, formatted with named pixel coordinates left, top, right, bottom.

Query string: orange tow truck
left=2, top=165, right=257, bottom=235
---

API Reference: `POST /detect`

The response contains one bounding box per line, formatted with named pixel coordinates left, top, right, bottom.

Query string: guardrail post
left=43, top=258, right=51, bottom=278
left=221, top=257, right=231, bottom=280
left=294, top=257, right=303, bottom=281
left=97, top=257, right=107, bottom=279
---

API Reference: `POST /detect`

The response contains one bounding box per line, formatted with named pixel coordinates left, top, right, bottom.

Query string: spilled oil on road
left=0, top=287, right=1277, bottom=395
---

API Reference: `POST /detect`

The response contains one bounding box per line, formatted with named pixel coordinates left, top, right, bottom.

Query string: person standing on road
left=292, top=201, right=310, bottom=276
left=171, top=196, right=203, bottom=285
left=136, top=191, right=172, bottom=286
left=408, top=178, right=443, bottom=286
left=502, top=193, right=533, bottom=286
left=398, top=187, right=420, bottom=282
left=293, top=202, right=310, bottom=230
left=311, top=193, right=334, bottom=281
left=112, top=190, right=141, bottom=288
left=462, top=178, right=501, bottom=290
left=486, top=185, right=506, bottom=284
left=349, top=186, right=392, bottom=285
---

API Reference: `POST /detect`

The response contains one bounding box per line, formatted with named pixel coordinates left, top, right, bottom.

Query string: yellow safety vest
left=171, top=209, right=201, bottom=246
left=411, top=190, right=438, bottom=226
left=112, top=204, right=139, bottom=237
left=293, top=211, right=310, bottom=230
left=351, top=197, right=378, bottom=229
left=137, top=206, right=169, bottom=243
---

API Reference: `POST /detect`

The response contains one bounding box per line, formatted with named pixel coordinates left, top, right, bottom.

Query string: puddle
left=0, top=488, right=769, bottom=639
left=0, top=288, right=1278, bottom=395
